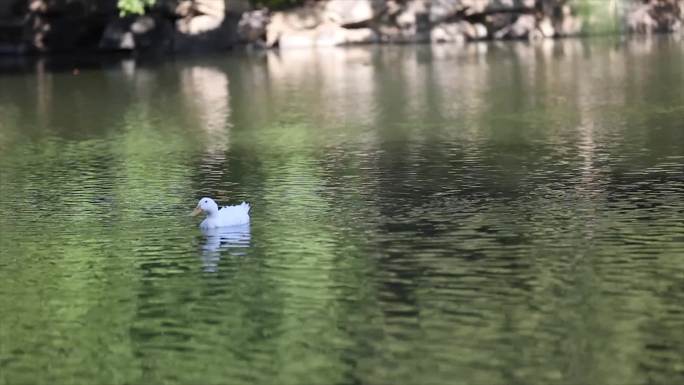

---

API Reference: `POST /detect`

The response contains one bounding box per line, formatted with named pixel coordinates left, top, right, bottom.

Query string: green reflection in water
left=1, top=38, right=684, bottom=385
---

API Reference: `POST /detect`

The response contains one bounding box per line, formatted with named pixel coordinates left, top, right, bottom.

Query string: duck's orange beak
left=190, top=207, right=203, bottom=216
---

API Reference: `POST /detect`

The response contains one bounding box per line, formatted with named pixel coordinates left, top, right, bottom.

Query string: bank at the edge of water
left=0, top=0, right=682, bottom=55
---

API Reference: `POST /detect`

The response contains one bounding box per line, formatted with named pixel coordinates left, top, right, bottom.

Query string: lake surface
left=1, top=37, right=684, bottom=385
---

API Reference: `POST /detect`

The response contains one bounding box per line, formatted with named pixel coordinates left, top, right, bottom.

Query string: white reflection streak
left=429, top=43, right=490, bottom=128
left=200, top=224, right=251, bottom=273
left=266, top=48, right=377, bottom=125
left=35, top=59, right=52, bottom=126
left=181, top=66, right=231, bottom=156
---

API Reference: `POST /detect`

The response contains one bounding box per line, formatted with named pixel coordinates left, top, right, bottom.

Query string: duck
left=190, top=197, right=250, bottom=229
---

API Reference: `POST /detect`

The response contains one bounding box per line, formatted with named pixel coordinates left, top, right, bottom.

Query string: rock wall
left=627, top=0, right=683, bottom=33
left=239, top=0, right=683, bottom=49
left=238, top=0, right=587, bottom=48
left=0, top=0, right=682, bottom=54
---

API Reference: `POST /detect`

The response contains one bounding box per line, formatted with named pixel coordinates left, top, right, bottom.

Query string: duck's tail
left=241, top=201, right=251, bottom=213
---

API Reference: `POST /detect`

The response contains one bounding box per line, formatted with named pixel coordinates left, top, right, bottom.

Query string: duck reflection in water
left=200, top=224, right=251, bottom=272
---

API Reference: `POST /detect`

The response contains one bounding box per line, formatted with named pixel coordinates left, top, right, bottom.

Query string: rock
left=627, top=0, right=682, bottom=34
left=475, top=23, right=488, bottom=39
left=266, top=6, right=326, bottom=47
left=396, top=7, right=417, bottom=29
left=133, top=15, right=173, bottom=51
left=99, top=15, right=173, bottom=52
left=99, top=18, right=136, bottom=50
left=487, top=13, right=516, bottom=37
left=430, top=0, right=466, bottom=23
left=194, top=0, right=225, bottom=18
left=484, top=0, right=535, bottom=13
left=430, top=22, right=466, bottom=44
left=509, top=14, right=536, bottom=39
left=130, top=16, right=155, bottom=35
left=177, top=14, right=224, bottom=35
left=238, top=9, right=269, bottom=44
left=556, top=5, right=582, bottom=36
left=557, top=15, right=582, bottom=36
left=462, top=22, right=488, bottom=40
left=28, top=0, right=47, bottom=13
left=462, top=0, right=490, bottom=16
left=385, top=0, right=403, bottom=17
left=176, top=0, right=225, bottom=35
left=343, top=28, right=378, bottom=44
left=430, top=0, right=532, bottom=23
left=377, top=25, right=400, bottom=42
left=386, top=0, right=430, bottom=42
left=175, top=1, right=193, bottom=18
left=324, top=0, right=376, bottom=27
left=627, top=5, right=656, bottom=33
left=538, top=16, right=555, bottom=38
left=314, top=23, right=348, bottom=46
left=277, top=29, right=317, bottom=48
left=397, top=0, right=430, bottom=27
left=278, top=23, right=377, bottom=48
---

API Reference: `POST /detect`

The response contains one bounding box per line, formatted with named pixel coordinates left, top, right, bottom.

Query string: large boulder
left=278, top=23, right=377, bottom=48
left=395, top=0, right=430, bottom=41
left=238, top=9, right=269, bottom=44
left=430, top=0, right=466, bottom=23
left=510, top=14, right=536, bottom=38
left=173, top=0, right=241, bottom=52
left=175, top=0, right=225, bottom=35
left=99, top=15, right=173, bottom=51
left=555, top=4, right=582, bottom=36
left=627, top=0, right=682, bottom=34
left=265, top=5, right=326, bottom=47
left=430, top=22, right=467, bottom=44
left=324, top=0, right=377, bottom=26
left=343, top=27, right=378, bottom=44
left=131, top=15, right=173, bottom=50
left=460, top=22, right=488, bottom=40
left=99, top=18, right=135, bottom=50
left=538, top=16, right=555, bottom=38
left=493, top=13, right=536, bottom=39
left=461, top=0, right=490, bottom=16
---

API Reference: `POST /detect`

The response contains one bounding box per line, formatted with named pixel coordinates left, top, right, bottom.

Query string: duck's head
left=190, top=197, right=219, bottom=216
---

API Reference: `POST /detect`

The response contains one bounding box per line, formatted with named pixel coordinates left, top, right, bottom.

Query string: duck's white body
left=192, top=197, right=250, bottom=229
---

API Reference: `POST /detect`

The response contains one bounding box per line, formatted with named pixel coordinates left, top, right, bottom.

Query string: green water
left=1, top=38, right=684, bottom=385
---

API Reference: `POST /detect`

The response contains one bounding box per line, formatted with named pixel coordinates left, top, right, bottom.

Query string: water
left=1, top=38, right=684, bottom=385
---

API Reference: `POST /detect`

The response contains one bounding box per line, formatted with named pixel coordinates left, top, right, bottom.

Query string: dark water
left=1, top=38, right=684, bottom=385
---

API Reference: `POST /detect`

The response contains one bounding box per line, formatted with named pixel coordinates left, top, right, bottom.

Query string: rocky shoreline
left=239, top=0, right=582, bottom=49
left=0, top=0, right=681, bottom=54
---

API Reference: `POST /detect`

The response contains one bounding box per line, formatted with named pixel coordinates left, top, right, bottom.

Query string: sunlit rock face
left=251, top=0, right=592, bottom=49
left=324, top=0, right=379, bottom=26
left=238, top=8, right=270, bottom=45
left=627, top=0, right=683, bottom=34
left=175, top=0, right=225, bottom=35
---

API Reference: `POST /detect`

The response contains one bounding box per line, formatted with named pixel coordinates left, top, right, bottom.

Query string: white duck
left=190, top=197, right=250, bottom=229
